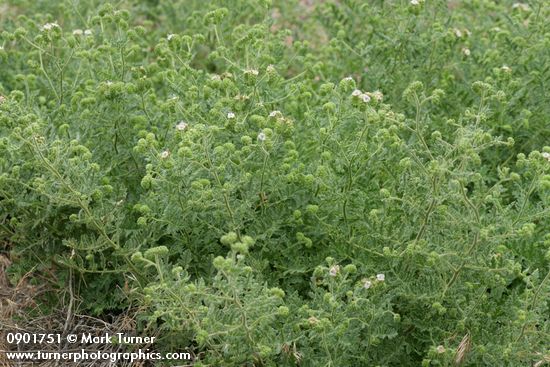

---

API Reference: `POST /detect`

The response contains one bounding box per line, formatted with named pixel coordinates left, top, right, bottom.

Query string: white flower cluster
left=269, top=110, right=282, bottom=118
left=453, top=28, right=471, bottom=38
left=363, top=273, right=385, bottom=289
left=352, top=89, right=383, bottom=103
left=227, top=112, right=236, bottom=119
left=42, top=22, right=60, bottom=31
left=351, top=89, right=371, bottom=103
left=267, top=110, right=292, bottom=127
left=73, top=29, right=93, bottom=36
left=175, top=121, right=188, bottom=131
left=244, top=69, right=259, bottom=76
left=371, top=90, right=383, bottom=102
left=542, top=152, right=550, bottom=162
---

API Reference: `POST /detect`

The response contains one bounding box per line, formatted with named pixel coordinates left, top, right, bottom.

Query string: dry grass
left=453, top=332, right=471, bottom=366
left=0, top=252, right=166, bottom=367
left=0, top=3, right=21, bottom=25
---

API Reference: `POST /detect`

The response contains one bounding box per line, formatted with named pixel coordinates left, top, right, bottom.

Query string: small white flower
left=343, top=76, right=353, bottom=81
left=105, top=80, right=113, bottom=86
left=512, top=3, right=530, bottom=11
left=84, top=29, right=93, bottom=36
left=329, top=265, right=340, bottom=277
left=542, top=152, right=550, bottom=162
left=372, top=90, right=383, bottom=102
left=211, top=74, right=222, bottom=81
left=501, top=65, right=512, bottom=73
left=160, top=150, right=170, bottom=159
left=436, top=345, right=446, bottom=354
left=167, top=33, right=175, bottom=41
left=410, top=0, right=419, bottom=5
left=269, top=110, right=281, bottom=118
left=351, top=89, right=362, bottom=97
left=73, top=29, right=83, bottom=36
left=42, top=22, right=60, bottom=31
left=257, top=132, right=266, bottom=141
left=376, top=273, right=385, bottom=282
left=363, top=280, right=372, bottom=289
left=266, top=64, right=276, bottom=73
left=245, top=69, right=259, bottom=76
left=454, top=28, right=463, bottom=38
left=462, top=47, right=471, bottom=56
left=176, top=121, right=188, bottom=131
left=0, top=95, right=6, bottom=104
left=361, top=93, right=371, bottom=103
left=227, top=112, right=235, bottom=119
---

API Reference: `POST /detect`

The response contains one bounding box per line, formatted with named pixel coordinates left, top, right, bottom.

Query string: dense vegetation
left=1, top=0, right=549, bottom=365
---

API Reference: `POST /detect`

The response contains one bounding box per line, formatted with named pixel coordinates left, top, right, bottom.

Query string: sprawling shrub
left=1, top=0, right=549, bottom=365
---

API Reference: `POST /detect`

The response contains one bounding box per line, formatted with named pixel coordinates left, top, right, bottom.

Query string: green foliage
left=1, top=0, right=549, bottom=365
